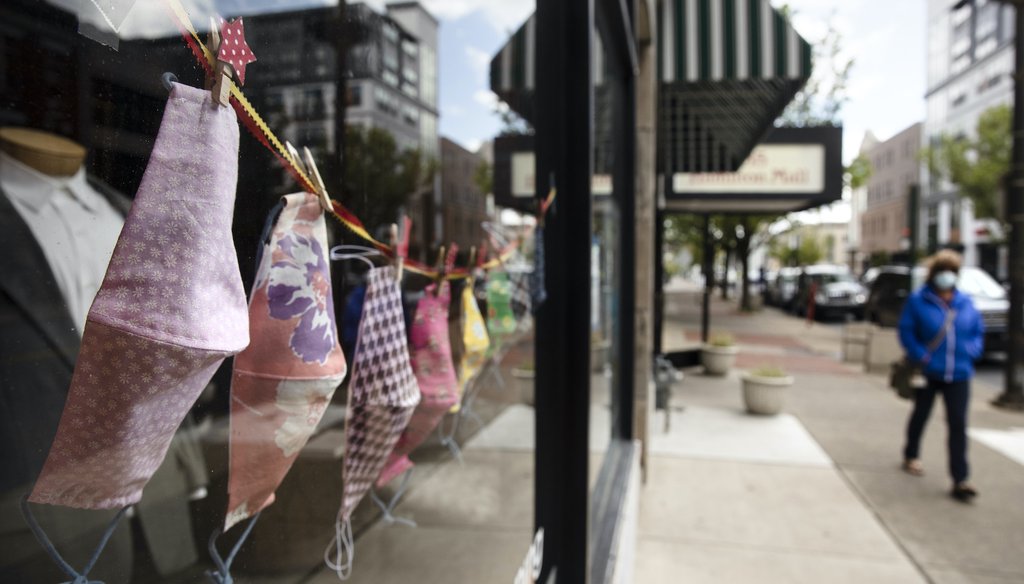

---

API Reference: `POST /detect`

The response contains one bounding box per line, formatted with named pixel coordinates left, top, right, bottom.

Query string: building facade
left=924, top=0, right=1014, bottom=275
left=860, top=122, right=922, bottom=260
left=440, top=137, right=488, bottom=247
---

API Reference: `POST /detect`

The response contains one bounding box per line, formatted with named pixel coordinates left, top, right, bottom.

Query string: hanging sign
left=673, top=144, right=825, bottom=194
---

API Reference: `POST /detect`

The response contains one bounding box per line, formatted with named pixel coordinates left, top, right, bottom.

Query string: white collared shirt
left=1, top=151, right=124, bottom=336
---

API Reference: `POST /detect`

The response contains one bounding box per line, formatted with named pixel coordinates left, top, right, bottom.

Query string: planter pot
left=511, top=367, right=535, bottom=406
left=741, top=373, right=794, bottom=415
left=701, top=345, right=738, bottom=376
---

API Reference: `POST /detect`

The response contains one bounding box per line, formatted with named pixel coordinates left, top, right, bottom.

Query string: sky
left=417, top=0, right=928, bottom=164
left=103, top=0, right=928, bottom=164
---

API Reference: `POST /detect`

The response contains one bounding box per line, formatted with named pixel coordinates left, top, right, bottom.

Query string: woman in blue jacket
left=898, top=250, right=984, bottom=502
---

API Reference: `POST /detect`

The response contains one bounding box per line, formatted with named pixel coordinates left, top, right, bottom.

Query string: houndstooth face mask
left=326, top=266, right=419, bottom=578
left=339, top=266, right=420, bottom=516
left=224, top=192, right=347, bottom=530
left=376, top=282, right=459, bottom=488
left=30, top=83, right=248, bottom=510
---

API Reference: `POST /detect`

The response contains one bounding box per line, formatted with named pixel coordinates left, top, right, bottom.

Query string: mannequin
left=0, top=127, right=208, bottom=582
left=0, top=127, right=86, bottom=177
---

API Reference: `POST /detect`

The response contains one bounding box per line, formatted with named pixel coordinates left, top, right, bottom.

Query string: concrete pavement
left=639, top=283, right=1024, bottom=583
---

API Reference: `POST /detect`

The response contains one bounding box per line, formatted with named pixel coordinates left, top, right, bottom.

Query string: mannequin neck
left=0, top=127, right=86, bottom=177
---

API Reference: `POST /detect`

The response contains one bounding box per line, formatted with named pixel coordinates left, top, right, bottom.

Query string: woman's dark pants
left=903, top=378, right=971, bottom=483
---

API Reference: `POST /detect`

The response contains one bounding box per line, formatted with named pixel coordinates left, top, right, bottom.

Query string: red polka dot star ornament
left=217, top=18, right=257, bottom=86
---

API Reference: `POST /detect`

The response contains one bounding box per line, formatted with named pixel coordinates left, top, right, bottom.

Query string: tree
left=474, top=160, right=493, bottom=195
left=776, top=14, right=852, bottom=128
left=339, top=125, right=435, bottom=233
left=846, top=154, right=872, bottom=190
left=922, top=104, right=1010, bottom=226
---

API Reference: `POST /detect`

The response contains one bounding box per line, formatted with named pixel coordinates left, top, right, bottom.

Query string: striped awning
left=659, top=0, right=812, bottom=174
left=490, top=14, right=536, bottom=123
left=490, top=1, right=812, bottom=174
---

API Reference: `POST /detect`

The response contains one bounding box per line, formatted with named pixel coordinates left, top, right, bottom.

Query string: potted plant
left=741, top=365, right=794, bottom=415
left=701, top=332, right=738, bottom=376
left=511, top=361, right=535, bottom=406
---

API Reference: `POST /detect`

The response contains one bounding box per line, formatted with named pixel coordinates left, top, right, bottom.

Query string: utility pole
left=995, top=0, right=1024, bottom=410
left=954, top=0, right=1024, bottom=410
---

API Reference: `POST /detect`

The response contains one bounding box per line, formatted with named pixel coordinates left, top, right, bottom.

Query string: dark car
left=791, top=265, right=867, bottom=320
left=766, top=267, right=801, bottom=309
left=863, top=265, right=1008, bottom=353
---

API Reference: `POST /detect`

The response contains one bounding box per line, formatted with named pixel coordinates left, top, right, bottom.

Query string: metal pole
left=702, top=214, right=712, bottom=343
left=534, top=0, right=594, bottom=580
left=995, top=0, right=1024, bottom=410
left=908, top=183, right=920, bottom=268
left=654, top=209, right=664, bottom=355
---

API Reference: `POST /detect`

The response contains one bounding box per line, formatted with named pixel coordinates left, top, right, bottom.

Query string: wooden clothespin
left=434, top=246, right=446, bottom=293
left=208, top=17, right=257, bottom=107
left=389, top=224, right=403, bottom=282
left=285, top=141, right=305, bottom=174
left=207, top=17, right=232, bottom=106
left=301, top=147, right=333, bottom=212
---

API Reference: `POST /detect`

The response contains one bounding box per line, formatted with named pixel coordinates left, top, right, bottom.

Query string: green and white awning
left=490, top=14, right=536, bottom=123
left=661, top=0, right=810, bottom=83
left=659, top=0, right=812, bottom=174
left=490, top=0, right=812, bottom=174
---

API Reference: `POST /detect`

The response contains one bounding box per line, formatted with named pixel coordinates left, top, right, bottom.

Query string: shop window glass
left=0, top=1, right=542, bottom=582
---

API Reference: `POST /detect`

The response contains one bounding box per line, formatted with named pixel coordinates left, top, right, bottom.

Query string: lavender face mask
left=30, top=82, right=248, bottom=510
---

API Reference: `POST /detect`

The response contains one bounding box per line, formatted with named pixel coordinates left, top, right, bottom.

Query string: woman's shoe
left=901, top=459, right=924, bottom=476
left=951, top=483, right=978, bottom=503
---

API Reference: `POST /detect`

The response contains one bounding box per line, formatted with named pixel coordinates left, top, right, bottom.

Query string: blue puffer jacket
left=898, top=286, right=985, bottom=382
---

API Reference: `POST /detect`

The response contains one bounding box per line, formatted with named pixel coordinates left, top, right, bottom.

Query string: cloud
left=443, top=104, right=466, bottom=117
left=421, top=0, right=533, bottom=34
left=465, top=46, right=491, bottom=84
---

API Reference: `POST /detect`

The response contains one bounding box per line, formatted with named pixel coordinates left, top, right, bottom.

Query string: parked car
left=791, top=265, right=867, bottom=320
left=863, top=265, right=1008, bottom=352
left=766, top=267, right=801, bottom=309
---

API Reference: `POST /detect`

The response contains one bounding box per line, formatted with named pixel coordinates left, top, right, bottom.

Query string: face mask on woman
left=933, top=270, right=958, bottom=291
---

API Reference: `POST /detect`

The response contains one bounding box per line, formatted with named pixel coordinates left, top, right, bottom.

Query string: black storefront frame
left=534, top=0, right=638, bottom=582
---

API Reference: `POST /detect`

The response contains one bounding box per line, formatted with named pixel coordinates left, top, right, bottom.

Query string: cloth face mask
left=452, top=280, right=490, bottom=413
left=327, top=266, right=419, bottom=578
left=30, top=82, right=248, bottom=510
left=225, top=192, right=347, bottom=531
left=486, top=270, right=517, bottom=340
left=509, top=269, right=532, bottom=320
left=376, top=283, right=459, bottom=488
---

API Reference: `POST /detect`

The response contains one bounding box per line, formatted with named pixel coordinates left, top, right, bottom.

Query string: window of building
left=401, top=39, right=418, bottom=58
left=382, top=69, right=399, bottom=87
left=347, top=84, right=362, bottom=107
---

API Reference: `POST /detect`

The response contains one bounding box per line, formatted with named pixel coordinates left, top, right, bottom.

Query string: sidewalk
left=638, top=284, right=1024, bottom=583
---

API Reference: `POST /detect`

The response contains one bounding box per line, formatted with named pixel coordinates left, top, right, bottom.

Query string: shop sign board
left=673, top=144, right=824, bottom=194
left=664, top=125, right=843, bottom=214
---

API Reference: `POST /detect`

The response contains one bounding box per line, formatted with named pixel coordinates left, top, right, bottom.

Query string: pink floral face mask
left=376, top=282, right=459, bottom=489
left=326, top=266, right=419, bottom=579
left=224, top=192, right=347, bottom=531
left=29, top=82, right=248, bottom=510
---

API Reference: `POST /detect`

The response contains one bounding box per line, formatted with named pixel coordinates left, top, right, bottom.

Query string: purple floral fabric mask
left=30, top=82, right=248, bottom=510
left=225, top=192, right=347, bottom=531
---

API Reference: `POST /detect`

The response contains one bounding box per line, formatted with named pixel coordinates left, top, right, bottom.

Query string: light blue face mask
left=934, top=270, right=958, bottom=290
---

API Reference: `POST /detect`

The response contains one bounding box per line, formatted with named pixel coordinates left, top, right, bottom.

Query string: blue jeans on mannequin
left=903, top=378, right=971, bottom=483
